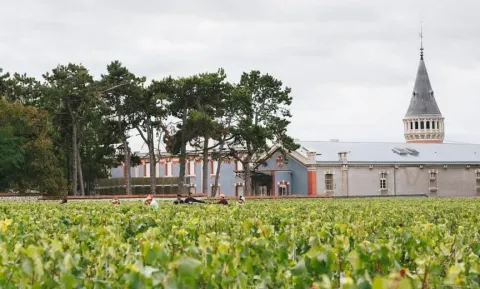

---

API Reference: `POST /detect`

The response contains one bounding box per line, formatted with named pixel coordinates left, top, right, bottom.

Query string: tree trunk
left=178, top=108, right=188, bottom=194
left=123, top=135, right=132, bottom=195
left=71, top=122, right=78, bottom=196
left=77, top=147, right=85, bottom=196
left=212, top=140, right=225, bottom=197
left=244, top=157, right=251, bottom=196
left=202, top=137, right=209, bottom=195
left=148, top=131, right=156, bottom=194
left=118, top=115, right=131, bottom=195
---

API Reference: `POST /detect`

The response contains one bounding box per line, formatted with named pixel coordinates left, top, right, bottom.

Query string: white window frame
left=325, top=173, right=334, bottom=191
left=166, top=161, right=172, bottom=177
left=236, top=161, right=243, bottom=171
left=145, top=163, right=150, bottom=177
left=380, top=172, right=387, bottom=190
left=279, top=185, right=287, bottom=196
left=134, top=166, right=139, bottom=178
left=211, top=160, right=218, bottom=176
left=188, top=160, right=195, bottom=176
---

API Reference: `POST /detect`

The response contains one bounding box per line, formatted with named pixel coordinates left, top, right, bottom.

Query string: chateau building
left=108, top=41, right=480, bottom=197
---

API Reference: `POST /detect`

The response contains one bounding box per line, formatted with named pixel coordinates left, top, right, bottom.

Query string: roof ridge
left=298, top=140, right=480, bottom=146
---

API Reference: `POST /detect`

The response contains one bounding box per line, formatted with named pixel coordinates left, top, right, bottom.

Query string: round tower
left=403, top=31, right=444, bottom=143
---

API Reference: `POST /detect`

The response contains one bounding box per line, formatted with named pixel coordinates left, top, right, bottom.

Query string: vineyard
left=0, top=198, right=479, bottom=288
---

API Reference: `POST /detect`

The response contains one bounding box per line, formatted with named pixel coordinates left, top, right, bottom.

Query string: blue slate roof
left=297, top=141, right=480, bottom=164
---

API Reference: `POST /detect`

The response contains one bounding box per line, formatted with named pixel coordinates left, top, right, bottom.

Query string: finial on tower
left=420, top=21, right=424, bottom=60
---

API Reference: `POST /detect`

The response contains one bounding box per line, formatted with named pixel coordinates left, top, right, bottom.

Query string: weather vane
left=420, top=21, right=424, bottom=59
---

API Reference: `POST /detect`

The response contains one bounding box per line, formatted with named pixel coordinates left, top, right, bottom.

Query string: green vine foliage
left=0, top=198, right=479, bottom=288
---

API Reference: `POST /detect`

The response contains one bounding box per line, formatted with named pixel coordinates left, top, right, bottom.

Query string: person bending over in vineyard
left=217, top=194, right=228, bottom=205
left=173, top=194, right=184, bottom=205
left=184, top=192, right=205, bottom=204
left=60, top=195, right=67, bottom=204
left=111, top=197, right=120, bottom=205
left=238, top=196, right=245, bottom=206
left=144, top=194, right=159, bottom=210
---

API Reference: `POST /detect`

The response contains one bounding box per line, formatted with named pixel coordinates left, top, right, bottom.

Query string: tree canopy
left=0, top=63, right=298, bottom=196
left=0, top=99, right=65, bottom=194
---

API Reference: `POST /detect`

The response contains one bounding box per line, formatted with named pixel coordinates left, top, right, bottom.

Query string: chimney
left=306, top=151, right=316, bottom=163
left=338, top=152, right=348, bottom=163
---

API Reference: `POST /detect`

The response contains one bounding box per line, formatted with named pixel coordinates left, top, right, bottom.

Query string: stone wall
left=315, top=165, right=479, bottom=197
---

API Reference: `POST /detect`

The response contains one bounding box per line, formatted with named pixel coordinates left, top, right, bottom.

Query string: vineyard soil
left=0, top=198, right=479, bottom=288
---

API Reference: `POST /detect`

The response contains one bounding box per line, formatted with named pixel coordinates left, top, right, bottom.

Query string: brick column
left=307, top=168, right=316, bottom=196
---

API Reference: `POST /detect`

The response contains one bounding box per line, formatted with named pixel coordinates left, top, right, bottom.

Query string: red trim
left=307, top=170, right=316, bottom=196
left=270, top=170, right=275, bottom=196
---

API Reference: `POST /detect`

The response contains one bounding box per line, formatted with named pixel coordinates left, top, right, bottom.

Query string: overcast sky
left=1, top=0, right=479, bottom=151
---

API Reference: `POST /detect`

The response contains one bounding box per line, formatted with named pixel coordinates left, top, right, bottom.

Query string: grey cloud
left=1, top=0, right=480, bottom=149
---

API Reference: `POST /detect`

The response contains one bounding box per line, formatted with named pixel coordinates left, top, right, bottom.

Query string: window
left=476, top=170, right=480, bottom=179
left=426, top=121, right=430, bottom=129
left=210, top=160, right=218, bottom=175
left=429, top=171, right=437, bottom=189
left=437, top=121, right=440, bottom=129
left=188, top=160, right=195, bottom=176
left=415, top=122, right=419, bottom=129
left=166, top=161, right=172, bottom=177
left=432, top=121, right=435, bottom=129
left=420, top=121, right=424, bottom=129
left=410, top=122, right=413, bottom=130
left=145, top=163, right=150, bottom=177
left=325, top=173, right=334, bottom=190
left=380, top=172, right=387, bottom=189
left=235, top=161, right=243, bottom=172
left=279, top=185, right=288, bottom=196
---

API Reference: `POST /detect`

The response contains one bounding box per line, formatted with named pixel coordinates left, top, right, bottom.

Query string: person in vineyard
left=59, top=195, right=67, bottom=204
left=111, top=197, right=120, bottom=205
left=217, top=194, right=228, bottom=205
left=173, top=194, right=184, bottom=205
left=144, top=194, right=159, bottom=210
left=184, top=192, right=206, bottom=204
left=238, top=196, right=245, bottom=206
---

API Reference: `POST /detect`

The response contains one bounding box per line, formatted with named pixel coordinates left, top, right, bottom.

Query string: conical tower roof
left=405, top=52, right=442, bottom=117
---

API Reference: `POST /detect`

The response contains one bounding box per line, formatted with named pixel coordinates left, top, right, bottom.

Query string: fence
left=95, top=177, right=181, bottom=195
